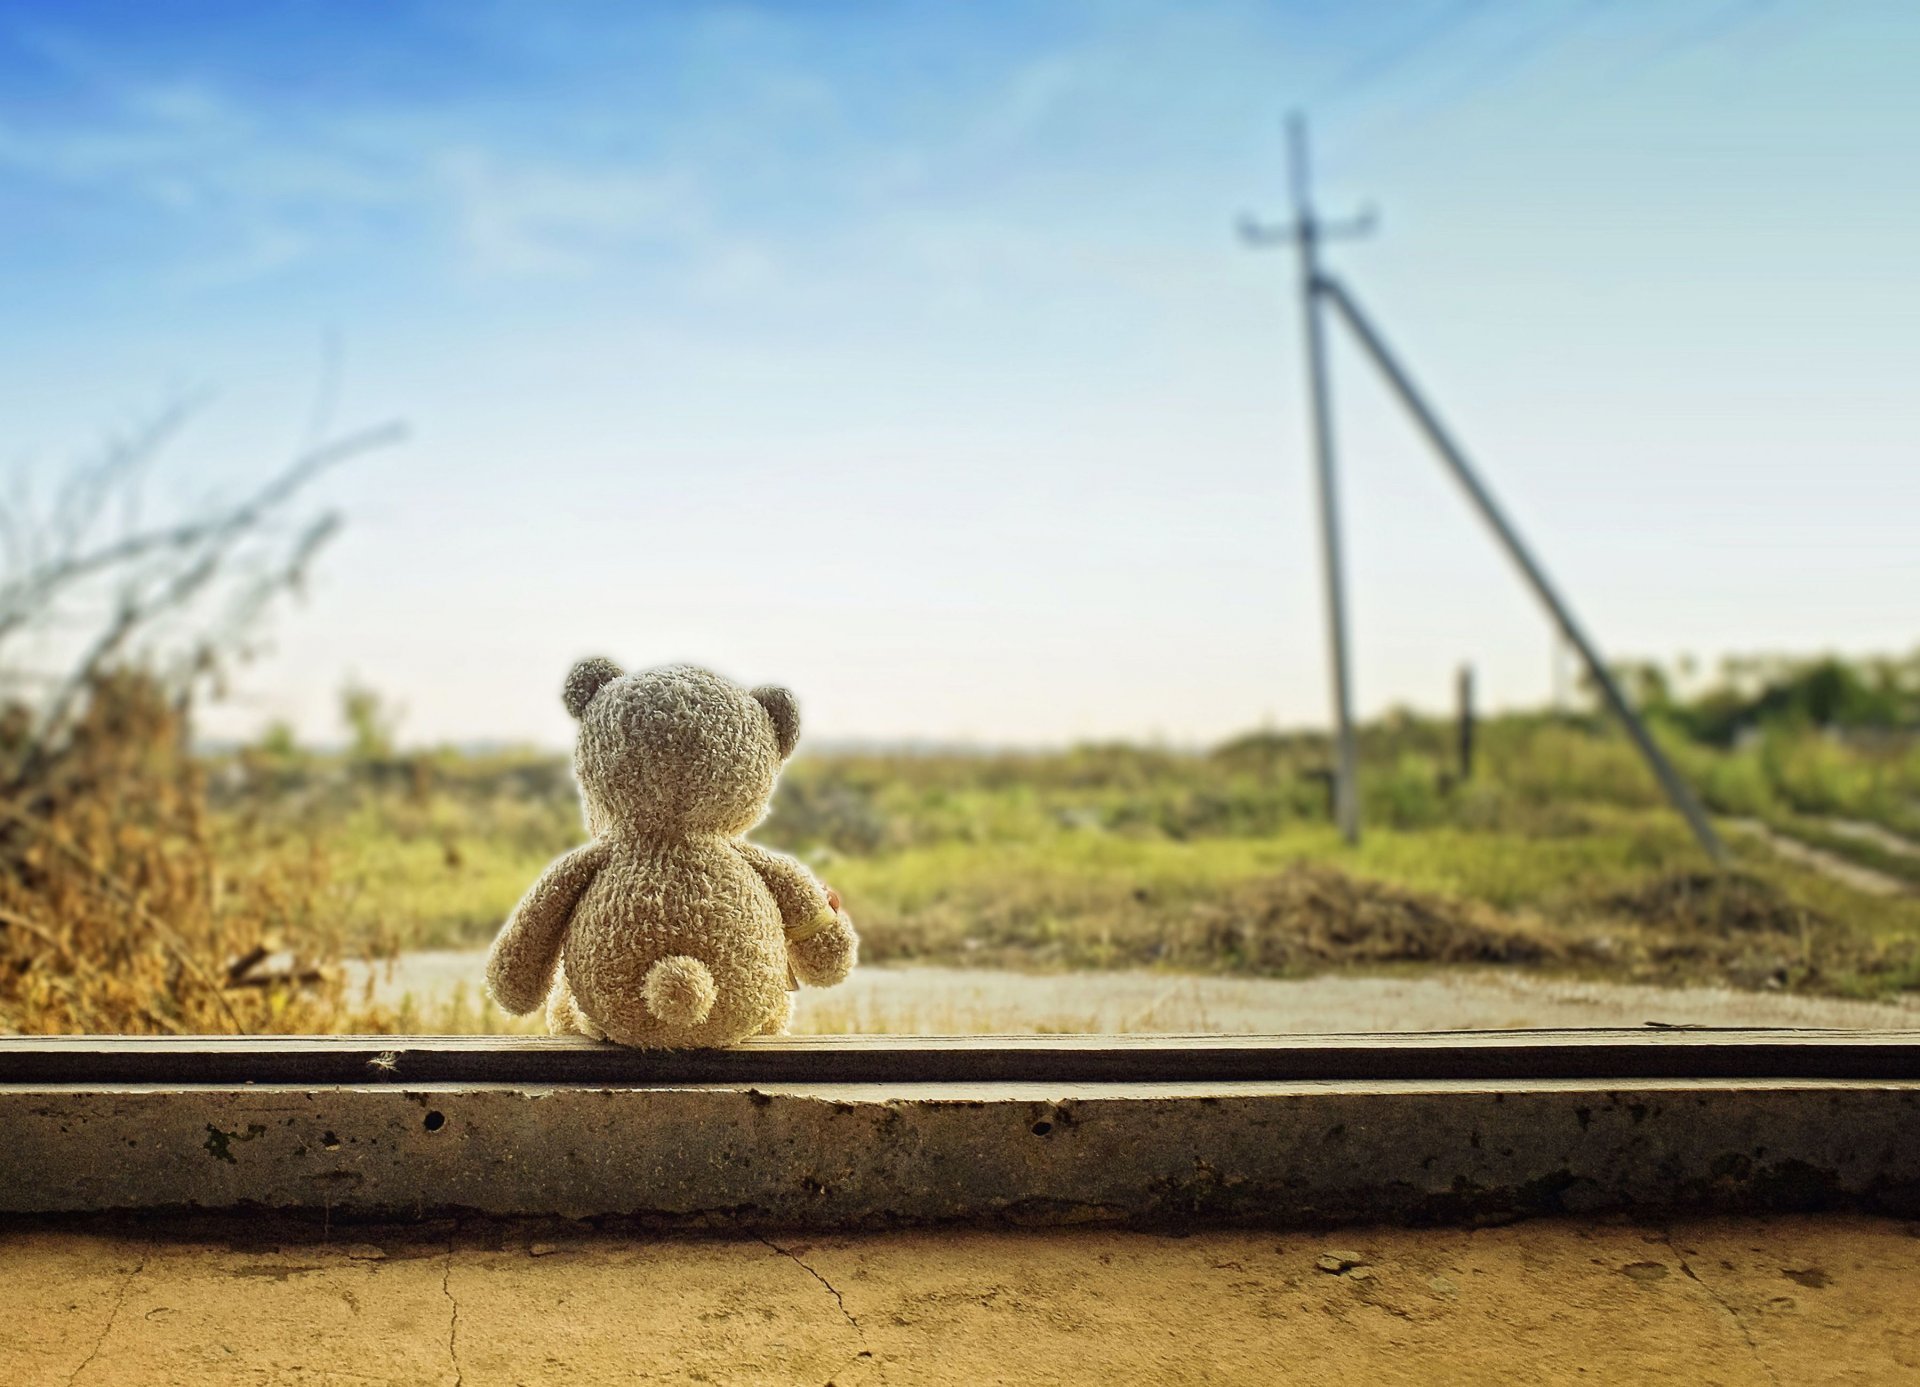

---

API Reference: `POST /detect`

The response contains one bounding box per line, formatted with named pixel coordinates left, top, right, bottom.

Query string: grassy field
left=9, top=669, right=1920, bottom=1036
left=212, top=709, right=1920, bottom=1016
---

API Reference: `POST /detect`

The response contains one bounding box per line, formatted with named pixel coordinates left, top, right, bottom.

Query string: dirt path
left=1728, top=817, right=1914, bottom=896
left=352, top=951, right=1920, bottom=1033
left=1822, top=816, right=1920, bottom=858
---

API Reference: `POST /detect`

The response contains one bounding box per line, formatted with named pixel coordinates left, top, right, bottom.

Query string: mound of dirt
left=1603, top=871, right=1825, bottom=937
left=1588, top=869, right=1918, bottom=993
left=1186, top=864, right=1561, bottom=971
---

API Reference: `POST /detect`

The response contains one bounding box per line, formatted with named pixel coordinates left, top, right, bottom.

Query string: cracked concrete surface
left=759, top=1235, right=864, bottom=1335
left=440, top=1236, right=463, bottom=1387
left=1663, top=1226, right=1781, bottom=1387
left=62, top=1244, right=145, bottom=1387
left=4, top=1214, right=1916, bottom=1385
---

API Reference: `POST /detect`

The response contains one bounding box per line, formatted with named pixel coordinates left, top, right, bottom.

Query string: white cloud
left=969, top=53, right=1094, bottom=153
left=437, top=148, right=708, bottom=277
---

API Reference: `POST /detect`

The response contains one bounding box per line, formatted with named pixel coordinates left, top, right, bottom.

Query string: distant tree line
left=1604, top=652, right=1920, bottom=746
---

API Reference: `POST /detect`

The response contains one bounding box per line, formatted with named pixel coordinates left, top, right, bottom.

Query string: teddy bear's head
left=563, top=658, right=800, bottom=837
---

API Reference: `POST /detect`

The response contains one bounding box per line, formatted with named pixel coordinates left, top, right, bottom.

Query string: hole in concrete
left=321, top=1132, right=341, bottom=1150
left=423, top=1111, right=447, bottom=1133
left=1031, top=1120, right=1054, bottom=1137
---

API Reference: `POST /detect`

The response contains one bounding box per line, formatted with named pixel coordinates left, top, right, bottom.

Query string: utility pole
left=1240, top=114, right=1374, bottom=845
left=1239, top=110, right=1727, bottom=864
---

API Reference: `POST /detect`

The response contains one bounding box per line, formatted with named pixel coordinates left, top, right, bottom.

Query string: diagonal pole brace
left=1314, top=271, right=1729, bottom=863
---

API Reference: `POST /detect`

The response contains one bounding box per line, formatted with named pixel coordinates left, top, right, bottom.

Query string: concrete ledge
left=5, top=1078, right=1918, bottom=1228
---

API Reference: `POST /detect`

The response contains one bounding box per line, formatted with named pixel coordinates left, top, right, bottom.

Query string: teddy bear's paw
left=643, top=954, right=718, bottom=1027
left=790, top=911, right=859, bottom=988
left=484, top=945, right=547, bottom=1018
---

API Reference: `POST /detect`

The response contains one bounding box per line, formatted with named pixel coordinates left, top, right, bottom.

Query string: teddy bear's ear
left=563, top=657, right=622, bottom=719
left=752, top=685, right=800, bottom=759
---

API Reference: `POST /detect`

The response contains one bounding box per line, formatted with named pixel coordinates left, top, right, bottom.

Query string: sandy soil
left=5, top=1214, right=1916, bottom=1385
left=354, top=951, right=1920, bottom=1033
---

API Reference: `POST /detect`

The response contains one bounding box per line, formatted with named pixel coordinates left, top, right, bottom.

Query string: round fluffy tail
left=642, top=955, right=716, bottom=1027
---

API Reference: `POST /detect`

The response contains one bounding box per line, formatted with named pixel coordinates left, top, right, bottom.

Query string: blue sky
left=0, top=1, right=1915, bottom=748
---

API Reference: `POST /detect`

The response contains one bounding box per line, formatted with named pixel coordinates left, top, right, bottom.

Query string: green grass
left=817, top=807, right=1920, bottom=993
left=215, top=772, right=580, bottom=954
left=218, top=715, right=1920, bottom=1000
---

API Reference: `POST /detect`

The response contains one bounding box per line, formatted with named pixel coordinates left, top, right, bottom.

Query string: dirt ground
left=1730, top=820, right=1915, bottom=897
left=368, top=951, right=1920, bottom=1034
left=5, top=1214, right=1916, bottom=1385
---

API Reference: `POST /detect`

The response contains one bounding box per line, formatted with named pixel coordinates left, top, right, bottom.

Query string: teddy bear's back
left=562, top=835, right=789, bottom=1047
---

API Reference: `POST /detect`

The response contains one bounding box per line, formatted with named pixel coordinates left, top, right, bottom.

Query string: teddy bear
left=485, top=658, right=858, bottom=1047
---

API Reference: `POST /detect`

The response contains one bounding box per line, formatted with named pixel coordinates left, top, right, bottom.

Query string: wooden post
left=1457, top=664, right=1475, bottom=782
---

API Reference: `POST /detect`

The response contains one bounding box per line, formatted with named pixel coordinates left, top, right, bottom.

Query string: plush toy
left=485, top=659, right=857, bottom=1047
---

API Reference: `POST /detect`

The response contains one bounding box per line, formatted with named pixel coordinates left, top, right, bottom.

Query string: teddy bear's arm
left=735, top=841, right=860, bottom=988
left=735, top=841, right=830, bottom=923
left=485, top=839, right=611, bottom=1015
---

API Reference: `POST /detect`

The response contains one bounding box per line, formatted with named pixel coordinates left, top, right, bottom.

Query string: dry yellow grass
left=0, top=674, right=384, bottom=1035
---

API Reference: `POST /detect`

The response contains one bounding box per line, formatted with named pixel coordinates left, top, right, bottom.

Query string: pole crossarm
left=1312, top=271, right=1730, bottom=864
left=1237, top=208, right=1378, bottom=248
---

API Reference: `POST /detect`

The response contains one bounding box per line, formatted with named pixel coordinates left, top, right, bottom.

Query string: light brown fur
left=485, top=660, right=857, bottom=1047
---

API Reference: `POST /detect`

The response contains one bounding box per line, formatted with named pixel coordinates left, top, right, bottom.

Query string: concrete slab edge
left=4, top=1079, right=1918, bottom=1230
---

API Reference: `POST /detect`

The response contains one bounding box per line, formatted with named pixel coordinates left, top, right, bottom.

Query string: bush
left=1761, top=729, right=1881, bottom=816
left=1693, top=748, right=1777, bottom=818
left=0, top=673, right=371, bottom=1035
left=1362, top=754, right=1447, bottom=829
